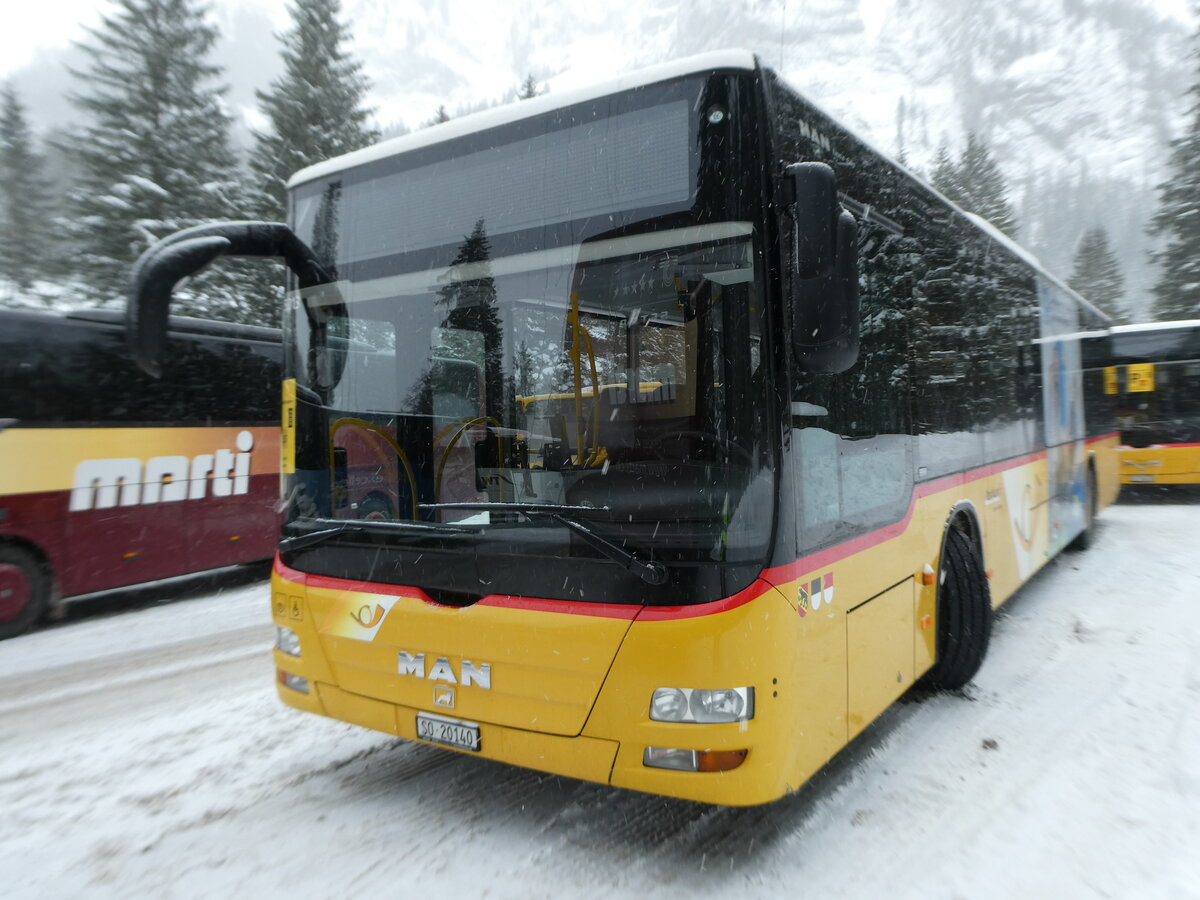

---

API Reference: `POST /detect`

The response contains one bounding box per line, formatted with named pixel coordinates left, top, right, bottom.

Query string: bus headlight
left=649, top=687, right=754, bottom=723
left=691, top=688, right=749, bottom=722
left=650, top=688, right=689, bottom=721
left=275, top=626, right=301, bottom=657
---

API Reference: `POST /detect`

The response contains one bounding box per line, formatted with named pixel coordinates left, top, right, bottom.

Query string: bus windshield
left=286, top=227, right=769, bottom=560
left=282, top=75, right=774, bottom=601
left=1112, top=322, right=1200, bottom=448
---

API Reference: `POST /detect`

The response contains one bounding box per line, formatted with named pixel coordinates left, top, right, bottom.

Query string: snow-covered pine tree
left=245, top=0, right=377, bottom=325
left=65, top=0, right=243, bottom=317
left=957, top=133, right=1017, bottom=238
left=518, top=74, right=541, bottom=100
left=1070, top=227, right=1128, bottom=323
left=0, top=82, right=59, bottom=302
left=930, top=142, right=967, bottom=207
left=248, top=0, right=377, bottom=221
left=1150, top=20, right=1200, bottom=321
left=428, top=105, right=452, bottom=126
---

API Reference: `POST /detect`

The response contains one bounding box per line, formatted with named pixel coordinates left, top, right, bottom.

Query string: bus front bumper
left=274, top=663, right=791, bottom=806
left=276, top=673, right=620, bottom=787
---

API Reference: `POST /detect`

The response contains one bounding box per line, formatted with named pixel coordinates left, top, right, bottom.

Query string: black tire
left=922, top=526, right=992, bottom=691
left=1066, top=466, right=1098, bottom=552
left=0, top=545, right=50, bottom=640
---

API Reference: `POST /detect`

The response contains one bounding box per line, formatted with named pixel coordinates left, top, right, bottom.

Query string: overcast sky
left=5, top=0, right=1195, bottom=78
left=2, top=0, right=1196, bottom=140
left=2, top=0, right=287, bottom=76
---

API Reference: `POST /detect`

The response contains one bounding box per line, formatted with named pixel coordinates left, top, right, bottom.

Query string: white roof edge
left=288, top=49, right=758, bottom=189
left=960, top=211, right=1110, bottom=322
left=1112, top=319, right=1200, bottom=334
left=961, top=212, right=1041, bottom=270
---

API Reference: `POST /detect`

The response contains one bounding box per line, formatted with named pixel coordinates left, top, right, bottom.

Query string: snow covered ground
left=2, top=494, right=1198, bottom=898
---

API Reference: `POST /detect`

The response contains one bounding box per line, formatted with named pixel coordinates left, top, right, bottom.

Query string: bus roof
left=287, top=49, right=757, bottom=189
left=1112, top=320, right=1200, bottom=335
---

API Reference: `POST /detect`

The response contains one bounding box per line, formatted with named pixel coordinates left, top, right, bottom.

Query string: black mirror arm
left=130, top=221, right=333, bottom=290
left=128, top=221, right=332, bottom=377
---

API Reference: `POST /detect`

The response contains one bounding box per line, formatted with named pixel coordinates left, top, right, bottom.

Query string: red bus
left=0, top=308, right=281, bottom=638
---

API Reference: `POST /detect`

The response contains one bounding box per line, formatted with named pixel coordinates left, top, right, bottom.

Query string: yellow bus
left=128, top=50, right=1118, bottom=805
left=1108, top=320, right=1200, bottom=485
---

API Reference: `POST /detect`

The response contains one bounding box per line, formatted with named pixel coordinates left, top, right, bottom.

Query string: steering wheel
left=651, top=430, right=754, bottom=466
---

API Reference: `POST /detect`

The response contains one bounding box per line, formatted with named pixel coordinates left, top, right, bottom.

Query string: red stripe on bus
left=634, top=578, right=775, bottom=621
left=305, top=572, right=431, bottom=601
left=280, top=558, right=640, bottom=618
left=761, top=448, right=1047, bottom=588
left=273, top=555, right=308, bottom=586
left=477, top=595, right=641, bottom=619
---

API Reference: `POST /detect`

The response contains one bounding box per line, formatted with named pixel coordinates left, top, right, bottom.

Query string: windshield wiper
left=280, top=518, right=478, bottom=553
left=419, top=502, right=668, bottom=586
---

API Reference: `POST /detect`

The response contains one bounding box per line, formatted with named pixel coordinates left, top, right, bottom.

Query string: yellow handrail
left=329, top=417, right=419, bottom=520
left=566, top=291, right=601, bottom=466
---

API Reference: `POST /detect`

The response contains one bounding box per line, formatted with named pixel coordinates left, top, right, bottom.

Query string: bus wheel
left=923, top=527, right=992, bottom=691
left=0, top=545, right=49, bottom=640
left=1067, top=467, right=1098, bottom=552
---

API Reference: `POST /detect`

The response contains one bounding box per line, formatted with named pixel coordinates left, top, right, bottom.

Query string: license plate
left=416, top=713, right=480, bottom=751
left=1129, top=474, right=1155, bottom=483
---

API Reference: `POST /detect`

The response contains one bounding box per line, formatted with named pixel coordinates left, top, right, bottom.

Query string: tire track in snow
left=0, top=622, right=273, bottom=724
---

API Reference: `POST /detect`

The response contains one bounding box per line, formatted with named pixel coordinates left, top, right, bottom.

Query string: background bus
left=1108, top=320, right=1200, bottom=485
left=129, top=50, right=1118, bottom=806
left=0, top=308, right=281, bottom=638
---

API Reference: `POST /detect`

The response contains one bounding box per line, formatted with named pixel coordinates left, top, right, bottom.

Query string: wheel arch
left=0, top=535, right=62, bottom=612
left=923, top=501, right=994, bottom=690
left=941, top=500, right=983, bottom=568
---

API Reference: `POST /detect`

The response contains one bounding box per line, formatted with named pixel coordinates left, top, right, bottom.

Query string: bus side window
left=796, top=426, right=841, bottom=546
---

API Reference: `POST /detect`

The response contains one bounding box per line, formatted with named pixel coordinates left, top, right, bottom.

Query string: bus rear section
left=1110, top=321, right=1200, bottom=485
left=0, top=309, right=282, bottom=638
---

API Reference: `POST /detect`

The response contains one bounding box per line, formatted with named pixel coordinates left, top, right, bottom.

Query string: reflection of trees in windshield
left=312, top=181, right=341, bottom=278
left=294, top=228, right=770, bottom=561
left=434, top=218, right=503, bottom=417
left=401, top=219, right=502, bottom=420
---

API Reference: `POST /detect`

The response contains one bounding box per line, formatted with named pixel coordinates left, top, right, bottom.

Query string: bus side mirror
left=128, top=221, right=332, bottom=377
left=785, top=163, right=860, bottom=375
left=787, top=162, right=838, bottom=278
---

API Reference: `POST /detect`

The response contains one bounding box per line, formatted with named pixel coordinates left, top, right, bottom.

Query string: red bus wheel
left=0, top=546, right=49, bottom=640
